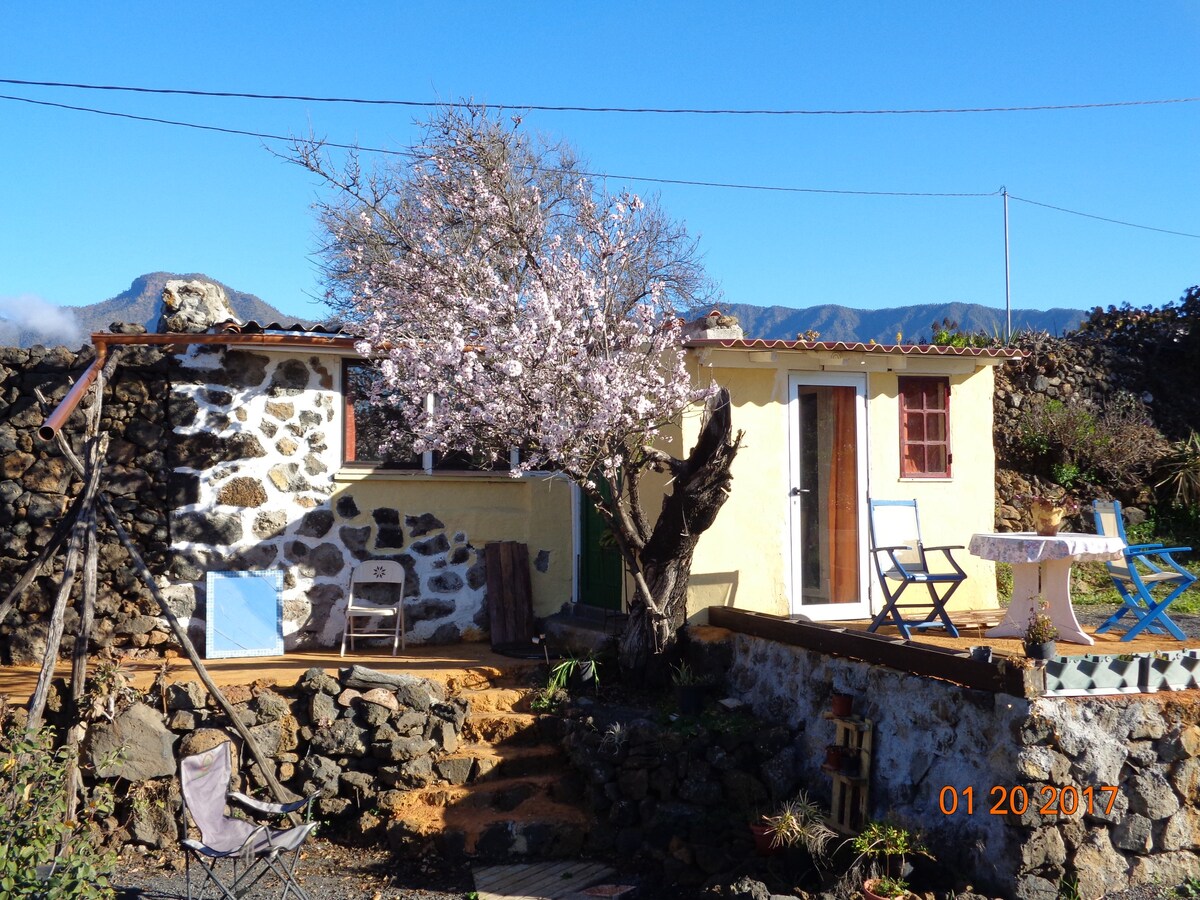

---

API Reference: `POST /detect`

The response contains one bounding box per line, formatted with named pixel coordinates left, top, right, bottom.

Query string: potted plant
left=1023, top=601, right=1059, bottom=660
left=863, top=874, right=911, bottom=899
left=671, top=661, right=709, bottom=715
left=830, top=691, right=854, bottom=717
left=757, top=792, right=836, bottom=860
left=823, top=743, right=859, bottom=775
left=852, top=820, right=926, bottom=897
left=1022, top=492, right=1080, bottom=537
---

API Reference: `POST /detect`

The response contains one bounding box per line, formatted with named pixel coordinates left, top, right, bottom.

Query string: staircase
left=382, top=662, right=593, bottom=861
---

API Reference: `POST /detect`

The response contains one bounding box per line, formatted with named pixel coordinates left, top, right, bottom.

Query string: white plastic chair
left=340, top=559, right=406, bottom=656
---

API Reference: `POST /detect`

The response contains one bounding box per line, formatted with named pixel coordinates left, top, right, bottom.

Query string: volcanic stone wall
left=0, top=339, right=492, bottom=664
left=164, top=343, right=489, bottom=651
left=0, top=341, right=174, bottom=663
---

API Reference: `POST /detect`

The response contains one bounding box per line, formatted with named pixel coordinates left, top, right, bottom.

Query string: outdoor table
left=968, top=532, right=1126, bottom=646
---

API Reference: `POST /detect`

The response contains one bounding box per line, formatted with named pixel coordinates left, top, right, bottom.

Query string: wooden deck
left=2, top=608, right=1196, bottom=706
left=0, top=644, right=539, bottom=705
left=830, top=607, right=1200, bottom=658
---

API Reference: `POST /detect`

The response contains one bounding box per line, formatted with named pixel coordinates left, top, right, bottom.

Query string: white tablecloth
left=968, top=532, right=1126, bottom=565
left=968, top=532, right=1126, bottom=646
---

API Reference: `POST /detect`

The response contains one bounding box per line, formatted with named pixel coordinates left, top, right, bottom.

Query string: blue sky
left=1, top=2, right=1197, bottom=329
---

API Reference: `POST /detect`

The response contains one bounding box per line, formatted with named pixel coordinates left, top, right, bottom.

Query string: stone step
left=384, top=771, right=591, bottom=858
left=458, top=686, right=537, bottom=714
left=462, top=709, right=553, bottom=746
left=444, top=662, right=543, bottom=694
left=436, top=741, right=565, bottom=785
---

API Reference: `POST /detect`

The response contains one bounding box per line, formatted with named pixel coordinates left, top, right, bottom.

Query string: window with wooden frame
left=898, top=376, right=951, bottom=478
left=342, top=360, right=514, bottom=472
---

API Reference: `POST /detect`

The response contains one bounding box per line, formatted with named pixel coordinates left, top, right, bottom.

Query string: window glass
left=898, top=376, right=951, bottom=478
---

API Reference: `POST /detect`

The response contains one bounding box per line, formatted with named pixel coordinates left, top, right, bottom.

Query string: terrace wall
left=726, top=632, right=1200, bottom=899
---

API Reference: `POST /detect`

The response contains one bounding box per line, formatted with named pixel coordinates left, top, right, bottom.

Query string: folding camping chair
left=1092, top=499, right=1195, bottom=641
left=180, top=741, right=319, bottom=900
left=867, top=498, right=965, bottom=639
left=340, top=559, right=406, bottom=656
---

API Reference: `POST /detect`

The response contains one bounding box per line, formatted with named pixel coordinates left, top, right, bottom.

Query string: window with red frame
left=898, top=376, right=951, bottom=477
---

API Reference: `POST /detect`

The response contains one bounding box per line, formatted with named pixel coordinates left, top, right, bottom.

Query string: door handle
left=790, top=487, right=811, bottom=496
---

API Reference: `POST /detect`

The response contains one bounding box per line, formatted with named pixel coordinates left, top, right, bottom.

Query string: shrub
left=0, top=711, right=117, bottom=898
left=1016, top=394, right=1164, bottom=487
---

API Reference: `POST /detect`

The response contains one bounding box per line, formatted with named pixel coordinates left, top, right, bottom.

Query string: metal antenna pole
left=1002, top=186, right=1011, bottom=341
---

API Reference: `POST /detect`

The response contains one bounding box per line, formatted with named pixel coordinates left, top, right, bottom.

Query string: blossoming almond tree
left=292, top=107, right=742, bottom=675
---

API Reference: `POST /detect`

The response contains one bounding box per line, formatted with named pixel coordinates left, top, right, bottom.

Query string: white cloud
left=0, top=294, right=85, bottom=347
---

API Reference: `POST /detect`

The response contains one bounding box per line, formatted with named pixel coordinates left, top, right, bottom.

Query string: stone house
left=4, top=285, right=1017, bottom=658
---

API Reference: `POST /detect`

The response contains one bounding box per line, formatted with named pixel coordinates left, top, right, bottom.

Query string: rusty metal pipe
left=39, top=330, right=361, bottom=442
left=37, top=346, right=106, bottom=442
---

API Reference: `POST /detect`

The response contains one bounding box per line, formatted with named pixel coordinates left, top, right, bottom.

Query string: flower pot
left=1031, top=499, right=1067, bottom=537
left=1024, top=640, right=1057, bottom=660
left=863, top=877, right=910, bottom=900
left=748, top=823, right=780, bottom=857
left=824, top=744, right=859, bottom=775
left=676, top=683, right=706, bottom=716
left=830, top=692, right=854, bottom=717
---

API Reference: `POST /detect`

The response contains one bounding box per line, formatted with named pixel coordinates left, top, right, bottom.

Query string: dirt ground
left=113, top=838, right=476, bottom=900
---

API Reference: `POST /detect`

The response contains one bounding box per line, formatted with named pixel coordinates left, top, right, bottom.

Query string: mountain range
left=722, top=301, right=1086, bottom=344
left=2, top=272, right=1088, bottom=348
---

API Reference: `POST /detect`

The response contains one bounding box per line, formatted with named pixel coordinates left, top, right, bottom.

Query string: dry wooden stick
left=27, top=517, right=89, bottom=728
left=65, top=385, right=106, bottom=821
left=64, top=502, right=98, bottom=822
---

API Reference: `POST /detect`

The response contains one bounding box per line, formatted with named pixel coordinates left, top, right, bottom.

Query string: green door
left=578, top=485, right=624, bottom=611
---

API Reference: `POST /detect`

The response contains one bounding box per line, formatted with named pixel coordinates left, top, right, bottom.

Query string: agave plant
left=1157, top=431, right=1200, bottom=508
left=761, top=791, right=836, bottom=858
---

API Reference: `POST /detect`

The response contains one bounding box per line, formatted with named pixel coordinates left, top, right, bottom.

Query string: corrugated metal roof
left=212, top=319, right=356, bottom=336
left=687, top=337, right=1023, bottom=358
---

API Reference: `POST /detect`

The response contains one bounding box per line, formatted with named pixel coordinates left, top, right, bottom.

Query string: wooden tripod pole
left=47, top=429, right=299, bottom=814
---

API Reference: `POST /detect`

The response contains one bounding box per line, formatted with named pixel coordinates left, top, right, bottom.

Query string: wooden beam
left=708, top=607, right=1041, bottom=698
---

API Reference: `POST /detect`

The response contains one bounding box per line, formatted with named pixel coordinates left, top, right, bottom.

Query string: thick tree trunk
left=618, top=388, right=741, bottom=676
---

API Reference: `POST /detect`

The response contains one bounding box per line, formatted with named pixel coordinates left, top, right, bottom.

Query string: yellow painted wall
left=865, top=366, right=998, bottom=610
left=682, top=350, right=999, bottom=622
left=331, top=472, right=577, bottom=618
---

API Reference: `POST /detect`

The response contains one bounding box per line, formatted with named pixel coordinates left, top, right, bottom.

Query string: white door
left=787, top=373, right=870, bottom=619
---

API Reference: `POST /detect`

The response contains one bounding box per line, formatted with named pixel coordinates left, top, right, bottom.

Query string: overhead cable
left=1007, top=195, right=1200, bottom=239
left=1, top=93, right=1194, bottom=239
left=2, top=77, right=1198, bottom=116
left=0, top=93, right=996, bottom=197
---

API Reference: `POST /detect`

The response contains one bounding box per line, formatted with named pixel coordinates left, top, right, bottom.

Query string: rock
left=309, top=719, right=368, bottom=757
left=127, top=791, right=178, bottom=848
left=1129, top=769, right=1181, bottom=820
left=159, top=279, right=238, bottom=333
left=295, top=667, right=340, bottom=695
left=177, top=727, right=234, bottom=759
left=88, top=702, right=178, bottom=781
left=360, top=688, right=400, bottom=712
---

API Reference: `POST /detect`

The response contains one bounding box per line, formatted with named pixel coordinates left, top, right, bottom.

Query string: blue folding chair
left=867, top=498, right=965, bottom=639
left=1092, top=500, right=1195, bottom=641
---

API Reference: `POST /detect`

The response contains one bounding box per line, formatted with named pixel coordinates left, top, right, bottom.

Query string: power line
left=1, top=92, right=1195, bottom=239
left=0, top=93, right=997, bottom=198
left=2, top=76, right=1199, bottom=116
left=1008, top=194, right=1200, bottom=240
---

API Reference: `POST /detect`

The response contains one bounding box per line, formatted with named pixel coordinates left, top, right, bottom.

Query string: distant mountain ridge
left=723, top=301, right=1087, bottom=344
left=3, top=272, right=1088, bottom=348
left=3, top=272, right=305, bottom=348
